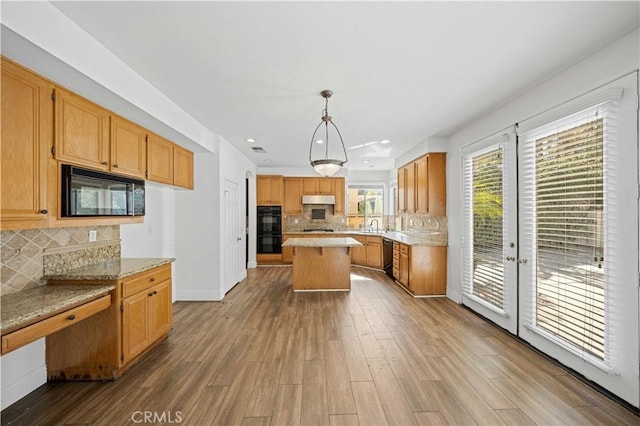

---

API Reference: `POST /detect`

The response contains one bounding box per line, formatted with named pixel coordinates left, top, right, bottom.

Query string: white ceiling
left=50, top=1, right=638, bottom=172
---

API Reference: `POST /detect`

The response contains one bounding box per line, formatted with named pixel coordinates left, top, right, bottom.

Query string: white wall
left=0, top=340, right=46, bottom=410
left=445, top=29, right=640, bottom=302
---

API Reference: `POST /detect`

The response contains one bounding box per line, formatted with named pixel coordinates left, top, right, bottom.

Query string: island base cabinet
left=292, top=246, right=351, bottom=291
left=46, top=264, right=172, bottom=381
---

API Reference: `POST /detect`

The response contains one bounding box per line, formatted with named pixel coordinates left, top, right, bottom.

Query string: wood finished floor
left=2, top=266, right=639, bottom=425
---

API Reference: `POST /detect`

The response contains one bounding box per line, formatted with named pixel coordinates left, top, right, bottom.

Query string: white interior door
left=223, top=179, right=243, bottom=293
left=461, top=132, right=518, bottom=334
left=517, top=73, right=639, bottom=407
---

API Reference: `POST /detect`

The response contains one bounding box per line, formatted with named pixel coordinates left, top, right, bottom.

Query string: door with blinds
left=462, top=133, right=518, bottom=333
left=462, top=73, right=639, bottom=406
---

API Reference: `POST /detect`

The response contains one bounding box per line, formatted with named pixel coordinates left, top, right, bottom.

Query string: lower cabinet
left=393, top=243, right=447, bottom=296
left=351, top=235, right=383, bottom=269
left=46, top=264, right=172, bottom=380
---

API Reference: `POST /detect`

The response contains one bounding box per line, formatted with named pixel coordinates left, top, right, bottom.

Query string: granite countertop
left=1, top=284, right=115, bottom=335
left=283, top=230, right=447, bottom=247
left=44, top=258, right=175, bottom=281
left=282, top=237, right=363, bottom=248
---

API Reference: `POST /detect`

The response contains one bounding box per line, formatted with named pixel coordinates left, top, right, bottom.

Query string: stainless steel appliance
left=257, top=206, right=282, bottom=254
left=61, top=164, right=145, bottom=217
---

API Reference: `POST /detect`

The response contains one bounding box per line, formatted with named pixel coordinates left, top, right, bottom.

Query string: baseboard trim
left=175, top=290, right=224, bottom=301
left=1, top=361, right=46, bottom=410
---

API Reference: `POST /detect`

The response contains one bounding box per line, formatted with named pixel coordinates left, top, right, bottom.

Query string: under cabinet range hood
left=302, top=195, right=335, bottom=205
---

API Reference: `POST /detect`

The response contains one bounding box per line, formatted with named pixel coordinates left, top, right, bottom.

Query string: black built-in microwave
left=61, top=165, right=145, bottom=217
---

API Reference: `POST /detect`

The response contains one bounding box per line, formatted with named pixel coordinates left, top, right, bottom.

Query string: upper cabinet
left=284, top=178, right=303, bottom=214
left=397, top=153, right=446, bottom=216
left=1, top=58, right=53, bottom=230
left=257, top=175, right=284, bottom=205
left=146, top=132, right=174, bottom=185
left=303, top=177, right=334, bottom=195
left=110, top=115, right=146, bottom=179
left=173, top=145, right=194, bottom=189
left=54, top=87, right=110, bottom=172
left=333, top=177, right=345, bottom=215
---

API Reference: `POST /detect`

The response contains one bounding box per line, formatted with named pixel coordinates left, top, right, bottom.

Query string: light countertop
left=283, top=230, right=447, bottom=247
left=1, top=284, right=115, bottom=335
left=43, top=258, right=175, bottom=281
left=282, top=237, right=362, bottom=248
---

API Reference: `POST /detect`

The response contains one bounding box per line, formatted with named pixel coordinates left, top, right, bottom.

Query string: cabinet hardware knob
left=102, top=161, right=108, bottom=166
left=113, top=164, right=119, bottom=168
left=153, top=291, right=158, bottom=295
left=67, top=314, right=76, bottom=320
left=149, top=277, right=155, bottom=282
left=148, top=292, right=154, bottom=297
left=40, top=209, right=48, bottom=215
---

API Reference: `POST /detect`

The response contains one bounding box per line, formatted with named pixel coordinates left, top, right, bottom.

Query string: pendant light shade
left=309, top=90, right=348, bottom=177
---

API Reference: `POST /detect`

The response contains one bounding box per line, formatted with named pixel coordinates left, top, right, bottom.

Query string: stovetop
left=302, top=229, right=334, bottom=232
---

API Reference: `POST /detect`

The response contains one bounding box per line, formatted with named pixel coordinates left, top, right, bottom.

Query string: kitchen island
left=282, top=237, right=362, bottom=291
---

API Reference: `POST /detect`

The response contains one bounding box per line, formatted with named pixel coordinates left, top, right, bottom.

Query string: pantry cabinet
left=1, top=57, right=52, bottom=230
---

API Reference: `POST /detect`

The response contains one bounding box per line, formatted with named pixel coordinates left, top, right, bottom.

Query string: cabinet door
left=415, top=155, right=429, bottom=214
left=397, top=168, right=406, bottom=213
left=174, top=145, right=194, bottom=189
left=110, top=116, right=146, bottom=178
left=406, top=164, right=416, bottom=213
left=284, top=178, right=303, bottom=214
left=55, top=87, right=110, bottom=170
left=366, top=237, right=382, bottom=269
left=282, top=236, right=293, bottom=264
left=257, top=176, right=271, bottom=204
left=122, top=290, right=150, bottom=363
left=351, top=236, right=367, bottom=265
left=1, top=59, right=51, bottom=229
left=302, top=178, right=318, bottom=195
left=269, top=177, right=283, bottom=204
left=317, top=178, right=334, bottom=194
left=334, top=178, right=345, bottom=214
left=427, top=153, right=446, bottom=216
left=146, top=133, right=174, bottom=185
left=150, top=281, right=172, bottom=340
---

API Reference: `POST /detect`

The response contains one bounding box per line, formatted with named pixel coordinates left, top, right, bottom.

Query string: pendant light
left=309, top=90, right=348, bottom=177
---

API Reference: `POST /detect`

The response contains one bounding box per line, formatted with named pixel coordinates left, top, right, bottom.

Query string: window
left=347, top=184, right=384, bottom=230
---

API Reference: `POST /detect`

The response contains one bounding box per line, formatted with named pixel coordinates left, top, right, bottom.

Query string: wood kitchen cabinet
left=110, top=115, right=147, bottom=179
left=351, top=235, right=383, bottom=269
left=333, top=177, right=345, bottom=214
left=302, top=177, right=334, bottom=195
left=54, top=87, right=111, bottom=172
left=46, top=263, right=173, bottom=380
left=173, top=144, right=194, bottom=189
left=397, top=153, right=446, bottom=216
left=284, top=178, right=303, bottom=214
left=257, top=175, right=284, bottom=205
left=393, top=242, right=447, bottom=296
left=1, top=58, right=52, bottom=230
left=146, top=132, right=174, bottom=185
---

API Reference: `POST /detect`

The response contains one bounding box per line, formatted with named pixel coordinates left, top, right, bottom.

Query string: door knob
left=237, top=237, right=242, bottom=241
left=518, top=258, right=528, bottom=264
left=506, top=256, right=516, bottom=262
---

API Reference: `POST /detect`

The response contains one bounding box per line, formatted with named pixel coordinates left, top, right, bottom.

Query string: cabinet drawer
left=393, top=250, right=399, bottom=260
left=393, top=259, right=399, bottom=268
left=1, top=294, right=111, bottom=355
left=122, top=265, right=171, bottom=298
left=400, top=245, right=409, bottom=255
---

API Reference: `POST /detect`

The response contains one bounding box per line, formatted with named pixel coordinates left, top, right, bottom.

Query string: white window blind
left=520, top=103, right=613, bottom=363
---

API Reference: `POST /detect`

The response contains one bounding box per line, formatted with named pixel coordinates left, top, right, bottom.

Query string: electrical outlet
left=89, top=229, right=97, bottom=242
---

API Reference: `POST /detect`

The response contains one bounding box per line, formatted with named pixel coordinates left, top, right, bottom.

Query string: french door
left=462, top=73, right=639, bottom=406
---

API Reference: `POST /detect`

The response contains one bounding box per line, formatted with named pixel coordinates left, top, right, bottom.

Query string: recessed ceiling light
left=246, top=138, right=255, bottom=143
left=380, top=139, right=390, bottom=144
left=315, top=139, right=324, bottom=144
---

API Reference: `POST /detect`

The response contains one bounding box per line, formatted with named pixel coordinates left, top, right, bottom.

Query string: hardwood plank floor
left=2, top=266, right=639, bottom=425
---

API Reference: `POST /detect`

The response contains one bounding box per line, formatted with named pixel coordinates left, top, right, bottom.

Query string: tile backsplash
left=1, top=226, right=120, bottom=295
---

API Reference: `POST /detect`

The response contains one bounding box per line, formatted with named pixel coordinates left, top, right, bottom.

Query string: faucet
left=370, top=219, right=379, bottom=233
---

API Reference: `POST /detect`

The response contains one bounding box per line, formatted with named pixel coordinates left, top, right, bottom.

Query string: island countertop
left=282, top=231, right=447, bottom=247
left=43, top=258, right=175, bottom=281
left=282, top=237, right=362, bottom=248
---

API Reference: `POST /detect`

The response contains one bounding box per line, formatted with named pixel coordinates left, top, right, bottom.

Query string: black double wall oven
left=257, top=206, right=282, bottom=254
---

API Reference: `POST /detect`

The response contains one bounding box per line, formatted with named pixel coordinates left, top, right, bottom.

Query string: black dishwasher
left=383, top=238, right=393, bottom=278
